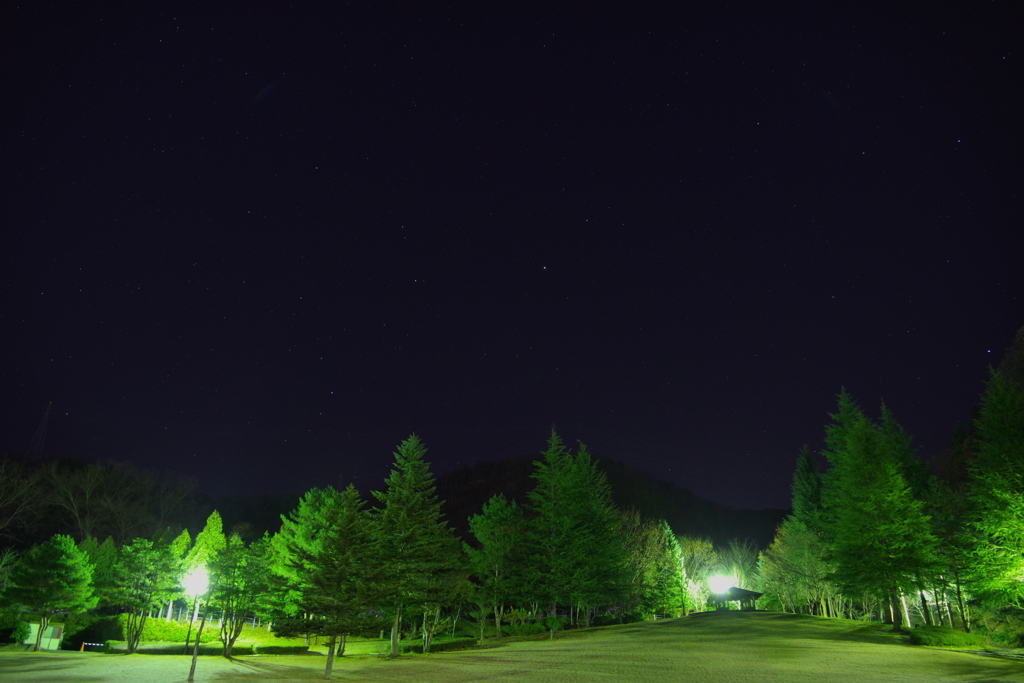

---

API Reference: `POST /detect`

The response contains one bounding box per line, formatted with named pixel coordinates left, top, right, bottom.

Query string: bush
left=404, top=637, right=476, bottom=654
left=909, top=625, right=989, bottom=648
left=107, top=640, right=236, bottom=655
left=971, top=606, right=1024, bottom=647
left=125, top=615, right=194, bottom=642
left=503, top=622, right=548, bottom=637
left=11, top=621, right=31, bottom=644
left=252, top=645, right=309, bottom=655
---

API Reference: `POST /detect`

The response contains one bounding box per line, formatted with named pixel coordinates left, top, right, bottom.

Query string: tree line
left=1, top=432, right=762, bottom=679
left=761, top=327, right=1024, bottom=641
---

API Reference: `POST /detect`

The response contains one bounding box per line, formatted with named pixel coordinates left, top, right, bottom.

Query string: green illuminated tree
left=526, top=433, right=628, bottom=631
left=78, top=536, right=118, bottom=608
left=112, top=538, right=179, bottom=653
left=373, top=435, right=466, bottom=656
left=187, top=510, right=227, bottom=570
left=677, top=535, right=718, bottom=613
left=622, top=512, right=686, bottom=619
left=1, top=534, right=97, bottom=650
left=761, top=448, right=838, bottom=616
left=968, top=370, right=1024, bottom=605
left=211, top=533, right=275, bottom=658
left=821, top=393, right=939, bottom=631
left=272, top=485, right=381, bottom=677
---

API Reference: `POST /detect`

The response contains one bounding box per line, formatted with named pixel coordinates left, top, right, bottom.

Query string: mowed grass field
left=2, top=611, right=1023, bottom=682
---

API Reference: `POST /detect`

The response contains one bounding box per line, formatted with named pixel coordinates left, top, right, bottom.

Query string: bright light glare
left=183, top=565, right=209, bottom=597
left=708, top=574, right=732, bottom=594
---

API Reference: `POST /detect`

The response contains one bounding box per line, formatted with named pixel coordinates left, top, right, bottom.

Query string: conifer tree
left=763, top=448, right=836, bottom=616
left=1, top=534, right=97, bottom=650
left=78, top=536, right=118, bottom=608
left=821, top=395, right=939, bottom=631
left=969, top=370, right=1024, bottom=605
left=466, top=493, right=527, bottom=639
left=187, top=511, right=227, bottom=570
left=272, top=485, right=380, bottom=677
left=373, top=435, right=466, bottom=656
left=526, top=433, right=627, bottom=631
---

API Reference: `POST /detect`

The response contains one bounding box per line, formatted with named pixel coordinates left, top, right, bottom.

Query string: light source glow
left=183, top=565, right=209, bottom=597
left=708, top=574, right=732, bottom=594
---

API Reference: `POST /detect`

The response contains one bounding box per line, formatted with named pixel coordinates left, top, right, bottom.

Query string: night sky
left=2, top=3, right=1020, bottom=511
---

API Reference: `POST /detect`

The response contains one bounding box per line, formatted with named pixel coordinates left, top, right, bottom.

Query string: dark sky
left=2, top=2, right=1020, bottom=511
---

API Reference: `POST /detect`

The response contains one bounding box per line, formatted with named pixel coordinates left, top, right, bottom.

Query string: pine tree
left=526, top=433, right=627, bottom=632
left=466, top=493, right=527, bottom=639
left=373, top=435, right=466, bottom=656
left=821, top=396, right=939, bottom=631
left=1, top=534, right=97, bottom=650
left=187, top=511, right=227, bottom=570
left=78, top=536, right=118, bottom=608
left=763, top=448, right=837, bottom=617
left=969, top=370, right=1024, bottom=605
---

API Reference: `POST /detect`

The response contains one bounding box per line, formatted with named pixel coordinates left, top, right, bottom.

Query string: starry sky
left=2, top=2, right=1020, bottom=511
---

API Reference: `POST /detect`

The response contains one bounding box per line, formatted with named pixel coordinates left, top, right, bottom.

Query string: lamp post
left=708, top=574, right=732, bottom=611
left=182, top=566, right=208, bottom=655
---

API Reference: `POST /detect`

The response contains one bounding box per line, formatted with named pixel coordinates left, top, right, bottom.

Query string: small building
left=713, top=587, right=763, bottom=611
left=23, top=622, right=64, bottom=651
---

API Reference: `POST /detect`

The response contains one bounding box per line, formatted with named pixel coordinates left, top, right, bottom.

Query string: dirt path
left=2, top=612, right=1023, bottom=682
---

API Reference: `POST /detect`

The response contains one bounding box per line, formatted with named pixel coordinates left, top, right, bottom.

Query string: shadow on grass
left=633, top=611, right=912, bottom=646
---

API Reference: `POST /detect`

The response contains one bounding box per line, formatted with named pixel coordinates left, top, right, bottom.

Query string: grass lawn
left=2, top=612, right=1023, bottom=682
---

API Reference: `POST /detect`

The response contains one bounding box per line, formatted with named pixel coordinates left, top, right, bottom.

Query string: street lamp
left=182, top=565, right=209, bottom=655
left=708, top=574, right=732, bottom=595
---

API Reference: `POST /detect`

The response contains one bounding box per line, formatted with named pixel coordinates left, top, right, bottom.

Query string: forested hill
left=434, top=454, right=788, bottom=549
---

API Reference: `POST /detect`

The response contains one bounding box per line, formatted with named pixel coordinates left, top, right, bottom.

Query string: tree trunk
left=890, top=595, right=905, bottom=632
left=390, top=607, right=401, bottom=657
left=323, top=634, right=336, bottom=680
left=494, top=603, right=504, bottom=639
left=918, top=589, right=933, bottom=627
left=187, top=605, right=209, bottom=683
left=34, top=614, right=49, bottom=652
left=953, top=568, right=970, bottom=632
left=165, top=599, right=174, bottom=622
left=900, top=594, right=911, bottom=629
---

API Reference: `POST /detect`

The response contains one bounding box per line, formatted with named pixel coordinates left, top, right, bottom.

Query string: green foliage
left=212, top=532, right=276, bottom=656
left=969, top=371, right=1024, bottom=605
left=11, top=620, right=30, bottom=643
left=373, top=435, right=468, bottom=655
left=502, top=621, right=548, bottom=636
left=621, top=513, right=686, bottom=618
left=187, top=510, right=227, bottom=570
left=791, top=447, right=823, bottom=531
left=252, top=644, right=310, bottom=654
left=119, top=613, right=193, bottom=642
left=526, top=433, right=629, bottom=622
left=112, top=537, right=181, bottom=653
left=820, top=393, right=939, bottom=627
left=77, top=536, right=118, bottom=607
left=677, top=535, right=718, bottom=613
left=1, top=534, right=97, bottom=650
left=909, top=624, right=989, bottom=647
left=466, top=493, right=527, bottom=637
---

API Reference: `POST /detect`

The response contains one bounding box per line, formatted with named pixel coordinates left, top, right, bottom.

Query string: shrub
left=107, top=640, right=234, bottom=655
left=252, top=645, right=309, bottom=655
left=909, top=625, right=989, bottom=648
left=503, top=622, right=547, bottom=636
left=11, top=621, right=31, bottom=644
left=404, top=637, right=476, bottom=654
